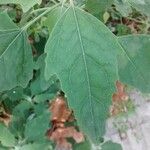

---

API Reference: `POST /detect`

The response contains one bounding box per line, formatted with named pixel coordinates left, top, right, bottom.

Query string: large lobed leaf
left=45, top=6, right=121, bottom=143
left=0, top=0, right=42, bottom=12
left=0, top=12, right=33, bottom=92
left=117, top=35, right=150, bottom=93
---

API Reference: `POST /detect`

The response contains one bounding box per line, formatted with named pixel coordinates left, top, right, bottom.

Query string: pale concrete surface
left=105, top=90, right=150, bottom=150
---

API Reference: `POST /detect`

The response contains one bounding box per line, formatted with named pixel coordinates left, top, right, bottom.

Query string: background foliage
left=0, top=0, right=149, bottom=149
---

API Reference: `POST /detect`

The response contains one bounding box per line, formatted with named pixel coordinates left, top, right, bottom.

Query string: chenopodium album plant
left=0, top=0, right=150, bottom=149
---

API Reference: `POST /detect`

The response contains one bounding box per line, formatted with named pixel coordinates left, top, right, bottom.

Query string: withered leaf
left=47, top=96, right=84, bottom=150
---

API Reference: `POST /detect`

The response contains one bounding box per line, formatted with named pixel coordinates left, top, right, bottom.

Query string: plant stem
left=61, top=0, right=67, bottom=14
left=51, top=0, right=57, bottom=4
left=22, top=3, right=60, bottom=30
left=31, top=7, right=52, bottom=14
left=127, top=17, right=144, bottom=24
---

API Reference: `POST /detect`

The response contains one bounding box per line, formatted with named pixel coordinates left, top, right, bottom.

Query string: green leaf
left=114, top=0, right=132, bottom=17
left=37, top=54, right=53, bottom=91
left=34, top=102, right=48, bottom=116
left=45, top=6, right=121, bottom=143
left=0, top=0, right=42, bottom=12
left=116, top=24, right=131, bottom=36
left=25, top=111, right=50, bottom=141
left=12, top=101, right=32, bottom=118
left=0, top=146, right=7, bottom=150
left=0, top=123, right=16, bottom=147
left=76, top=0, right=86, bottom=6
left=33, top=93, right=54, bottom=103
left=114, top=0, right=150, bottom=17
left=31, top=54, right=60, bottom=96
left=103, top=11, right=110, bottom=23
left=10, top=101, right=32, bottom=137
left=101, top=141, right=122, bottom=150
left=0, top=12, right=33, bottom=92
left=74, top=140, right=91, bottom=150
left=43, top=7, right=64, bottom=33
left=118, top=35, right=150, bottom=92
left=85, top=0, right=113, bottom=20
left=6, top=87, right=24, bottom=101
left=30, top=72, right=44, bottom=95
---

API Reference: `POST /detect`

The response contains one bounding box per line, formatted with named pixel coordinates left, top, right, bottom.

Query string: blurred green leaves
left=0, top=123, right=16, bottom=147
left=85, top=0, right=113, bottom=20
left=118, top=35, right=150, bottom=92
left=0, top=0, right=150, bottom=149
left=0, top=0, right=42, bottom=12
left=114, top=0, right=150, bottom=17
left=25, top=111, right=50, bottom=142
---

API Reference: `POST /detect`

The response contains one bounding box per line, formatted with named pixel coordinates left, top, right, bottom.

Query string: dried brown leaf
left=50, top=96, right=72, bottom=123
left=47, top=95, right=85, bottom=150
left=112, top=80, right=128, bottom=102
left=0, top=104, right=11, bottom=126
left=110, top=81, right=129, bottom=116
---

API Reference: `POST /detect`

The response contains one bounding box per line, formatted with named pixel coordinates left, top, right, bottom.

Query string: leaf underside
left=45, top=6, right=121, bottom=143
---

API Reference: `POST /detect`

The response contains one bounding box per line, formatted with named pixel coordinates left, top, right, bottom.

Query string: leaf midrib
left=0, top=30, right=22, bottom=59
left=72, top=6, right=97, bottom=135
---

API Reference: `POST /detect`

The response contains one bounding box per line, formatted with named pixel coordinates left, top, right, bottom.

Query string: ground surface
left=105, top=90, right=150, bottom=150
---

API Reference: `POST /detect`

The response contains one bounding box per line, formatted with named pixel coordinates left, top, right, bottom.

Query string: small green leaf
left=0, top=123, right=16, bottom=147
left=114, top=0, right=150, bottom=17
left=33, top=93, right=54, bottom=103
left=85, top=0, right=113, bottom=20
left=31, top=54, right=60, bottom=96
left=74, top=140, right=91, bottom=150
left=12, top=101, right=32, bottom=118
left=0, top=0, right=42, bottom=12
left=0, top=12, right=33, bottom=92
left=43, top=7, right=64, bottom=33
left=103, top=11, right=110, bottom=23
left=10, top=101, right=32, bottom=137
left=0, top=145, right=8, bottom=150
left=118, top=35, right=150, bottom=92
left=6, top=87, right=24, bottom=102
left=45, top=6, right=121, bottom=143
left=116, top=24, right=131, bottom=36
left=85, top=0, right=113, bottom=14
left=25, top=111, right=50, bottom=141
left=101, top=141, right=122, bottom=150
